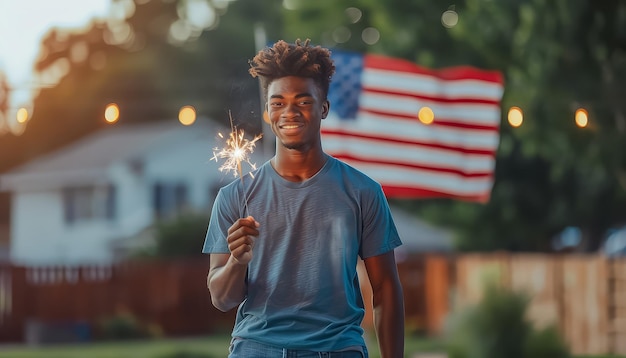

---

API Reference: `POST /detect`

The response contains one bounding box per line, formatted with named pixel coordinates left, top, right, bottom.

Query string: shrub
left=98, top=312, right=162, bottom=341
left=133, top=212, right=209, bottom=259
left=446, top=283, right=570, bottom=358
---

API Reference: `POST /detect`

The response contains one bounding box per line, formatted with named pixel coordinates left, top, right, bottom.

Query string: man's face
left=266, top=76, right=329, bottom=151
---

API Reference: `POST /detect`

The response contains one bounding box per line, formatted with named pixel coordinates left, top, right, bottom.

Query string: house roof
left=390, top=205, right=453, bottom=253
left=0, top=119, right=220, bottom=191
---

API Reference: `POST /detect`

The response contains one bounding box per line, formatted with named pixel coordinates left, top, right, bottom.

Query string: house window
left=153, top=182, right=188, bottom=219
left=63, top=185, right=116, bottom=224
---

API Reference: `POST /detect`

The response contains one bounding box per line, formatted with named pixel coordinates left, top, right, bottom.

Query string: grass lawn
left=0, top=334, right=624, bottom=358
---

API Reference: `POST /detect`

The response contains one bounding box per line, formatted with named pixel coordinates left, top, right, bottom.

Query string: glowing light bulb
left=575, top=108, right=588, bottom=128
left=16, top=108, right=29, bottom=123
left=178, top=105, right=196, bottom=126
left=418, top=107, right=435, bottom=125
left=508, top=107, right=523, bottom=127
left=105, top=103, right=120, bottom=123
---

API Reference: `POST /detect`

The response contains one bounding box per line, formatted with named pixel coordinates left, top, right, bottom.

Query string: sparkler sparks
left=211, top=114, right=263, bottom=179
left=211, top=111, right=263, bottom=215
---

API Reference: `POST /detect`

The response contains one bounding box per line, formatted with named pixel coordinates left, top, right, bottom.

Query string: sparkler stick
left=211, top=111, right=263, bottom=215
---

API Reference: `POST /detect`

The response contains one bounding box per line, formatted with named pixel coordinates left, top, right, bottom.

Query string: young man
left=203, top=39, right=404, bottom=358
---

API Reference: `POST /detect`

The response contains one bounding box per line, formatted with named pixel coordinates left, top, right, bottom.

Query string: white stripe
left=323, top=114, right=500, bottom=151
left=322, top=135, right=495, bottom=173
left=363, top=69, right=504, bottom=101
left=343, top=161, right=494, bottom=196
left=359, top=92, right=502, bottom=126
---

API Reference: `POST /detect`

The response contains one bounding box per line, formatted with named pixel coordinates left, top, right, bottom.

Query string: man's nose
left=282, top=102, right=300, bottom=117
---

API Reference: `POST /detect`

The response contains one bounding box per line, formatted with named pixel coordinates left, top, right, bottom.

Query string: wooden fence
left=0, top=254, right=623, bottom=356
left=0, top=259, right=235, bottom=344
left=454, top=254, right=626, bottom=356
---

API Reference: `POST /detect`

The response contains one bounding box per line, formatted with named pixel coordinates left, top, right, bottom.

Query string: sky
left=0, top=0, right=110, bottom=126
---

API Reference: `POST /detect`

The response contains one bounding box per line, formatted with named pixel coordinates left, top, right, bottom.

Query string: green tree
left=280, top=0, right=626, bottom=251
left=142, top=212, right=209, bottom=258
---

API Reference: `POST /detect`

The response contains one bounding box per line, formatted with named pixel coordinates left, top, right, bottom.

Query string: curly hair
left=249, top=39, right=336, bottom=101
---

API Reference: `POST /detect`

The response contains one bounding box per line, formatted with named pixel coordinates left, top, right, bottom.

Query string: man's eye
left=270, top=102, right=283, bottom=107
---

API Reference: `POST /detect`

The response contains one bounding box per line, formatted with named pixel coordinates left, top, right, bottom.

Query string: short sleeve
left=359, top=184, right=402, bottom=259
left=202, top=185, right=240, bottom=254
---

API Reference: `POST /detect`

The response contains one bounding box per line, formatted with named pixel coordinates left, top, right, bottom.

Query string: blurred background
left=0, top=0, right=625, bottom=357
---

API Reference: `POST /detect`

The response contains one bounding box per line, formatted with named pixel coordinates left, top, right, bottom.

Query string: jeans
left=229, top=337, right=368, bottom=358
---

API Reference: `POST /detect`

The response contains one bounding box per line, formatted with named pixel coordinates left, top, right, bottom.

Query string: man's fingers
left=228, top=235, right=255, bottom=252
left=227, top=217, right=260, bottom=235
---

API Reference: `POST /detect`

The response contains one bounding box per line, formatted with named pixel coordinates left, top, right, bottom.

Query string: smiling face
left=267, top=76, right=329, bottom=152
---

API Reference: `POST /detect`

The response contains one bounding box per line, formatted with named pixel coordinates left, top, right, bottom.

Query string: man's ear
left=263, top=102, right=270, bottom=124
left=322, top=100, right=330, bottom=119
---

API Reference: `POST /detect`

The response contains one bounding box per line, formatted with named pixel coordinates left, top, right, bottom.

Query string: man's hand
left=227, top=216, right=260, bottom=265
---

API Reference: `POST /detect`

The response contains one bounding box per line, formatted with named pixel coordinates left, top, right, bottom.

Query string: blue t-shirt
left=203, top=155, right=402, bottom=351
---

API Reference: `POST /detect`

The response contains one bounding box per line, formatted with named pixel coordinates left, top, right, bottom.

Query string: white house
left=0, top=118, right=262, bottom=265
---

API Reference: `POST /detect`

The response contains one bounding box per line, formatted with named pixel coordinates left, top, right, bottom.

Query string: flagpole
left=253, top=23, right=274, bottom=161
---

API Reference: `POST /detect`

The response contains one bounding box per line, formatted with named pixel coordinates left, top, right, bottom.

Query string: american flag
left=322, top=50, right=505, bottom=202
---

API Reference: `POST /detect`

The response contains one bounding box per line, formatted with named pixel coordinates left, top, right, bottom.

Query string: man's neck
left=271, top=147, right=327, bottom=182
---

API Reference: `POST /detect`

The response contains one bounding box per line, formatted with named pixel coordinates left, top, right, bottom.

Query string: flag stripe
left=365, top=54, right=504, bottom=83
left=363, top=67, right=504, bottom=101
left=322, top=128, right=496, bottom=161
left=381, top=186, right=490, bottom=203
left=323, top=113, right=500, bottom=152
left=331, top=152, right=493, bottom=178
left=323, top=133, right=494, bottom=178
left=339, top=161, right=495, bottom=196
left=359, top=91, right=502, bottom=127
left=365, top=87, right=501, bottom=106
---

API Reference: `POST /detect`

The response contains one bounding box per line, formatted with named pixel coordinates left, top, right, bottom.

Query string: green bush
left=133, top=212, right=209, bottom=259
left=98, top=312, right=162, bottom=341
left=446, top=283, right=570, bottom=358
left=525, top=325, right=570, bottom=358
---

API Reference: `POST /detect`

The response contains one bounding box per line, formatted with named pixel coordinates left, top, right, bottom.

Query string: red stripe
left=365, top=54, right=504, bottom=84
left=382, top=185, right=491, bottom=202
left=322, top=129, right=498, bottom=156
left=333, top=153, right=493, bottom=178
left=363, top=87, right=501, bottom=105
left=359, top=108, right=501, bottom=132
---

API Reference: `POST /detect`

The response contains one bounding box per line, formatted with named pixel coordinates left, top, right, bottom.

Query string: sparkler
left=211, top=111, right=263, bottom=214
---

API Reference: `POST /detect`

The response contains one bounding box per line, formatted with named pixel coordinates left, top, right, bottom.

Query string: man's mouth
left=279, top=124, right=302, bottom=129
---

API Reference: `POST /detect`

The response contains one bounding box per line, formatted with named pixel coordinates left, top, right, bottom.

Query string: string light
left=575, top=108, right=588, bottom=128
left=104, top=103, right=120, bottom=123
left=508, top=106, right=523, bottom=127
left=178, top=105, right=196, bottom=126
left=418, top=107, right=435, bottom=125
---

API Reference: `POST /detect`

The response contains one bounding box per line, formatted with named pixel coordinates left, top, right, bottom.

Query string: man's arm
left=207, top=216, right=259, bottom=312
left=363, top=250, right=405, bottom=358
left=208, top=253, right=248, bottom=311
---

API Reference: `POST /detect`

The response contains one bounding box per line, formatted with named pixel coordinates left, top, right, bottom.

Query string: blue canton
left=328, top=51, right=364, bottom=120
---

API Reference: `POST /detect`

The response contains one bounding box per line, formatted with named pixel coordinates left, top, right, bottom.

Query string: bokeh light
left=16, top=108, right=29, bottom=124
left=332, top=26, right=351, bottom=43
left=508, top=106, right=523, bottom=127
left=362, top=27, right=380, bottom=45
left=345, top=7, right=362, bottom=23
left=575, top=108, right=588, bottom=128
left=418, top=106, right=435, bottom=125
left=441, top=10, right=459, bottom=28
left=178, top=105, right=196, bottom=126
left=282, top=0, right=299, bottom=10
left=104, top=103, right=120, bottom=123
